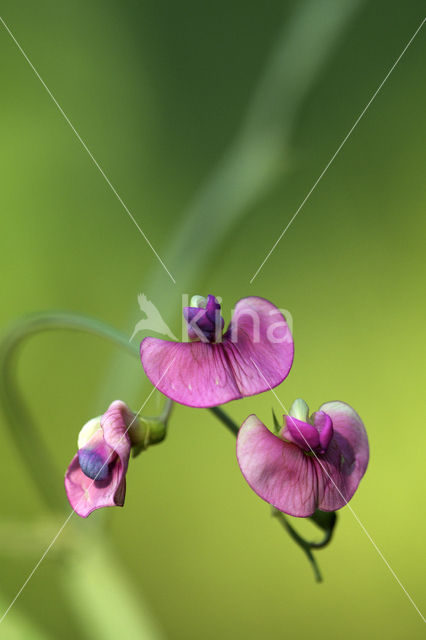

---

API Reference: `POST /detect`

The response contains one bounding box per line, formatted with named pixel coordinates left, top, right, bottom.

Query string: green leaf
left=63, top=536, right=163, bottom=640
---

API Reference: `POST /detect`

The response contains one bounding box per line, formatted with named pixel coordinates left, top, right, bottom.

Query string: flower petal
left=236, top=415, right=320, bottom=517
left=64, top=401, right=132, bottom=518
left=140, top=339, right=240, bottom=407
left=237, top=406, right=369, bottom=516
left=314, top=411, right=334, bottom=452
left=223, top=297, right=293, bottom=397
left=100, top=400, right=132, bottom=478
left=64, top=454, right=126, bottom=518
left=140, top=296, right=293, bottom=408
left=315, top=401, right=369, bottom=511
left=283, top=415, right=320, bottom=451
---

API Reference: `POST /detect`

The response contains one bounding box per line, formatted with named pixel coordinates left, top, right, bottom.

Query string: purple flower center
left=282, top=411, right=334, bottom=455
left=78, top=448, right=112, bottom=481
left=183, top=295, right=225, bottom=343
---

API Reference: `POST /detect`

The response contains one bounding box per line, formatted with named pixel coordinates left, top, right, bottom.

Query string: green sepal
left=272, top=409, right=281, bottom=434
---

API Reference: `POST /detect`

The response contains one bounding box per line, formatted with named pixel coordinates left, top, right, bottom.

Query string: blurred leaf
left=0, top=518, right=70, bottom=556
left=63, top=536, right=164, bottom=640
left=0, top=595, right=53, bottom=639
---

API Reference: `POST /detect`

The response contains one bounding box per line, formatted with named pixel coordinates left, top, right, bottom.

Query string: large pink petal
left=140, top=297, right=293, bottom=408
left=236, top=415, right=320, bottom=517
left=140, top=338, right=239, bottom=408
left=315, top=401, right=369, bottom=511
left=223, top=297, right=293, bottom=397
left=64, top=454, right=126, bottom=518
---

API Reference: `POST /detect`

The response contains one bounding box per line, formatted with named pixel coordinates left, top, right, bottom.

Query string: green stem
left=309, top=526, right=334, bottom=549
left=208, top=405, right=336, bottom=581
left=209, top=406, right=239, bottom=436
left=272, top=508, right=323, bottom=583
left=0, top=312, right=142, bottom=510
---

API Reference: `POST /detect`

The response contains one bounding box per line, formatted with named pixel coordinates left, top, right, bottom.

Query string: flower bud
left=289, top=398, right=309, bottom=422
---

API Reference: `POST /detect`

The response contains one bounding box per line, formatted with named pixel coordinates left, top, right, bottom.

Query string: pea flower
left=65, top=400, right=140, bottom=518
left=140, top=295, right=293, bottom=408
left=236, top=399, right=369, bottom=517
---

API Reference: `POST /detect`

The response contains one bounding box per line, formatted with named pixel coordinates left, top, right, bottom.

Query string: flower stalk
left=208, top=403, right=338, bottom=582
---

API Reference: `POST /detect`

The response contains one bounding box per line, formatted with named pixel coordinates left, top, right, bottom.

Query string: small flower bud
left=289, top=398, right=309, bottom=422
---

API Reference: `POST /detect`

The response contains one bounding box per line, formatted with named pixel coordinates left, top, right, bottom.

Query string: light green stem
left=0, top=312, right=143, bottom=510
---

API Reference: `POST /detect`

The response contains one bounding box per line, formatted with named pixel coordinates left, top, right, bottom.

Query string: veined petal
left=140, top=296, right=293, bottom=408
left=236, top=415, right=319, bottom=517
left=315, top=401, right=369, bottom=511
left=140, top=339, right=240, bottom=407
left=223, top=297, right=293, bottom=397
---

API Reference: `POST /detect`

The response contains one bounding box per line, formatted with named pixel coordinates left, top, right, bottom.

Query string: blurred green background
left=0, top=0, right=425, bottom=638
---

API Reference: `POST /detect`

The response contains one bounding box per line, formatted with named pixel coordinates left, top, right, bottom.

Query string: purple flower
left=65, top=400, right=136, bottom=518
left=140, top=295, right=293, bottom=408
left=236, top=399, right=369, bottom=517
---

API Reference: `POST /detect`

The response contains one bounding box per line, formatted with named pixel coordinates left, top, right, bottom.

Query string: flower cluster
left=65, top=294, right=368, bottom=524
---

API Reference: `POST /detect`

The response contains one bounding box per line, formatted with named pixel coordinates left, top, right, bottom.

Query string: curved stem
left=309, top=527, right=334, bottom=549
left=0, top=312, right=141, bottom=510
left=272, top=508, right=322, bottom=582
left=209, top=406, right=239, bottom=436
left=308, top=509, right=337, bottom=549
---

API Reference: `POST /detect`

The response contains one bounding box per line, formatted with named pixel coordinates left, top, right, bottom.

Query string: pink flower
left=65, top=400, right=137, bottom=518
left=140, top=295, right=293, bottom=408
left=236, top=399, right=369, bottom=517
